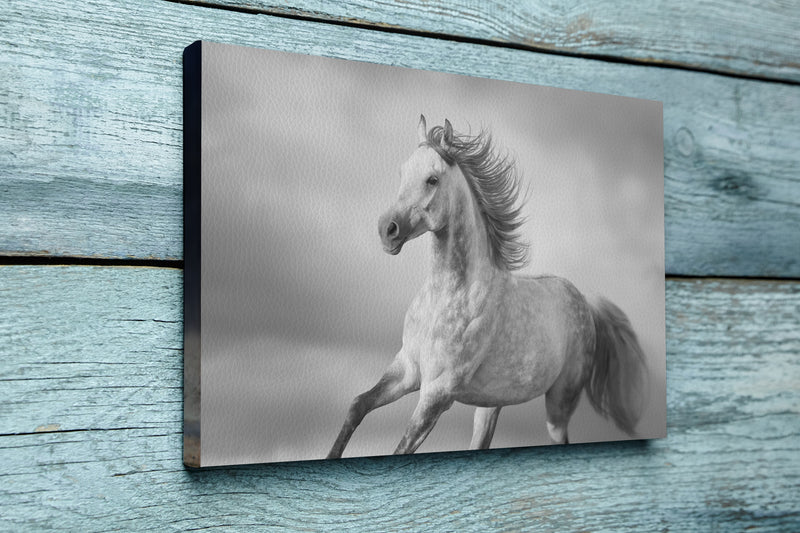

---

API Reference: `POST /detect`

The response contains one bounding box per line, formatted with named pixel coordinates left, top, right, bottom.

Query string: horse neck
left=430, top=180, right=495, bottom=288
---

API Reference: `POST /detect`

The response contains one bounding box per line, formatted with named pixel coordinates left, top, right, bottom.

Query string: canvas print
left=183, top=40, right=665, bottom=467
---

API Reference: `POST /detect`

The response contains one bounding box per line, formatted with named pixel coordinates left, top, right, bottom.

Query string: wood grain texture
left=2, top=0, right=800, bottom=530
left=1, top=0, right=799, bottom=276
left=1, top=266, right=798, bottom=530
left=191, top=0, right=800, bottom=82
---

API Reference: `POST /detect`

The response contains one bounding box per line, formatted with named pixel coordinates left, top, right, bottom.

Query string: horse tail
left=586, top=297, right=648, bottom=436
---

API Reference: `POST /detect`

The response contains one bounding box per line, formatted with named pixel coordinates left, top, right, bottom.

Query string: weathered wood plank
left=192, top=0, right=800, bottom=82
left=0, top=266, right=183, bottom=435
left=1, top=266, right=798, bottom=530
left=1, top=1, right=799, bottom=276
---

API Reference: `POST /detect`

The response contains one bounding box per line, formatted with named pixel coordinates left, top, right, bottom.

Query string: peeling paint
left=33, top=423, right=61, bottom=433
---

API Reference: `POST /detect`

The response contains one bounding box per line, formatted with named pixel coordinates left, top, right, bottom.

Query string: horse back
left=507, top=274, right=595, bottom=363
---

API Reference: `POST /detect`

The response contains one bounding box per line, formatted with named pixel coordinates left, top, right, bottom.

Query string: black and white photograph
left=184, top=40, right=665, bottom=467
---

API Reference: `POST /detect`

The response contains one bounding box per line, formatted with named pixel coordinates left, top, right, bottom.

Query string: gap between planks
left=0, top=256, right=183, bottom=269
left=164, top=0, right=800, bottom=86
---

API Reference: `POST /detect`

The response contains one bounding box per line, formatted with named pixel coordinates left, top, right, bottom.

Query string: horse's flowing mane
left=425, top=124, right=529, bottom=271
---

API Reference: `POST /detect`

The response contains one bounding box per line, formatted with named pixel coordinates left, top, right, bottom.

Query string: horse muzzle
left=378, top=208, right=414, bottom=255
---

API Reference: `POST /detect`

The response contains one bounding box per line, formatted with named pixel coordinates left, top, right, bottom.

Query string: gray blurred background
left=199, top=41, right=665, bottom=466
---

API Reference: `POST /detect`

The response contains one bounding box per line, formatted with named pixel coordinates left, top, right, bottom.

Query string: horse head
left=379, top=115, right=461, bottom=255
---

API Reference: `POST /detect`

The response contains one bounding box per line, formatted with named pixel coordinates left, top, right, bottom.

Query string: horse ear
left=441, top=119, right=454, bottom=149
left=417, top=114, right=427, bottom=144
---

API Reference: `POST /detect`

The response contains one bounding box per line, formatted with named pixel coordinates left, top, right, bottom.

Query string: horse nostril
left=386, top=221, right=399, bottom=238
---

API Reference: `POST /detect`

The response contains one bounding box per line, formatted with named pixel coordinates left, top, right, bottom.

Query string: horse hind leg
left=469, top=406, right=501, bottom=450
left=544, top=373, right=584, bottom=445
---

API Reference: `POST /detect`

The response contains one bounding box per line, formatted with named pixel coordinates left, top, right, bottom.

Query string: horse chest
left=403, top=280, right=496, bottom=375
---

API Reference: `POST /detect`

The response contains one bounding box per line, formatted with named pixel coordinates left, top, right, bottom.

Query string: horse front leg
left=469, top=406, right=501, bottom=450
left=327, top=358, right=417, bottom=459
left=393, top=382, right=454, bottom=455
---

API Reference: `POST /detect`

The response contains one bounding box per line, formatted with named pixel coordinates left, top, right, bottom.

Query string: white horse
left=328, top=115, right=647, bottom=458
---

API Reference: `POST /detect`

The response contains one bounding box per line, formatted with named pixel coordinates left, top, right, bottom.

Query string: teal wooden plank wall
left=1, top=1, right=798, bottom=530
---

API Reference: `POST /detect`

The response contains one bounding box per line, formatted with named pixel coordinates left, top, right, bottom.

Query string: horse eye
left=426, top=176, right=439, bottom=186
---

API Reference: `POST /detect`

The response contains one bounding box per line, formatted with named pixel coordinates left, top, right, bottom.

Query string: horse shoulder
left=403, top=279, right=433, bottom=327
left=399, top=279, right=437, bottom=361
